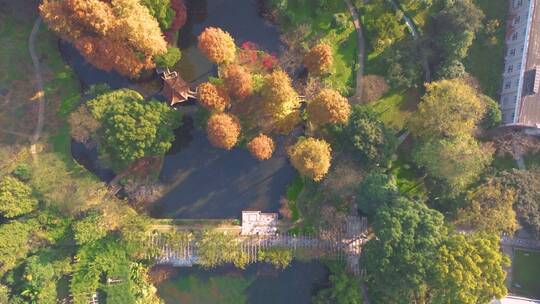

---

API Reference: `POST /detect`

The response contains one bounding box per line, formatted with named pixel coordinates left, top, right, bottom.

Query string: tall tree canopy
left=197, top=82, right=231, bottom=112
left=73, top=210, right=107, bottom=245
left=410, top=79, right=486, bottom=140
left=206, top=113, right=241, bottom=150
left=457, top=179, right=518, bottom=235
left=261, top=70, right=302, bottom=134
left=363, top=198, right=446, bottom=303
left=40, top=0, right=167, bottom=77
left=198, top=27, right=236, bottom=64
left=335, top=106, right=396, bottom=165
left=356, top=171, right=398, bottom=216
left=304, top=43, right=334, bottom=75
left=431, top=233, right=509, bottom=304
left=222, top=64, right=253, bottom=100
left=496, top=169, right=540, bottom=236
left=288, top=138, right=332, bottom=182
left=0, top=176, right=38, bottom=218
left=307, top=88, right=351, bottom=126
left=313, top=262, right=362, bottom=304
left=140, top=0, right=175, bottom=30
left=0, top=221, right=33, bottom=273
left=414, top=134, right=493, bottom=193
left=247, top=134, right=275, bottom=161
left=88, top=89, right=181, bottom=170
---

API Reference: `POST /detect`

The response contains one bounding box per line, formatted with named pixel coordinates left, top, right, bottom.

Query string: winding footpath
left=344, top=0, right=366, bottom=103
left=28, top=17, right=45, bottom=149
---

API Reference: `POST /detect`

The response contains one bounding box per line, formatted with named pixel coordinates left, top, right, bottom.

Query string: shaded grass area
left=367, top=89, right=418, bottom=132
left=273, top=0, right=358, bottom=95
left=524, top=152, right=540, bottom=169
left=512, top=249, right=540, bottom=298
left=492, top=154, right=518, bottom=171
left=465, top=0, right=507, bottom=98
left=285, top=175, right=303, bottom=222
left=0, top=15, right=33, bottom=84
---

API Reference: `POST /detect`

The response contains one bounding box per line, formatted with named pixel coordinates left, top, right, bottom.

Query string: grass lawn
left=492, top=154, right=518, bottom=171
left=285, top=175, right=303, bottom=222
left=512, top=249, right=540, bottom=298
left=367, top=89, right=419, bottom=132
left=275, top=0, right=358, bottom=96
left=465, top=0, right=507, bottom=98
left=524, top=152, right=540, bottom=169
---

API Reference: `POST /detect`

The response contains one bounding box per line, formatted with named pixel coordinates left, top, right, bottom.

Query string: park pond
left=157, top=261, right=329, bottom=304
left=62, top=0, right=324, bottom=300
left=64, top=0, right=296, bottom=219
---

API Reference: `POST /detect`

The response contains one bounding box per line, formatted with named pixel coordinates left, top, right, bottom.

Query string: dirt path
left=28, top=17, right=45, bottom=147
left=344, top=0, right=366, bottom=103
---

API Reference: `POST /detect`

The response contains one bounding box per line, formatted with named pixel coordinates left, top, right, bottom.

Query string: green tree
left=0, top=221, right=33, bottom=272
left=457, top=179, right=518, bottom=234
left=357, top=171, right=398, bottom=216
left=73, top=210, right=107, bottom=245
left=0, top=175, right=38, bottom=218
left=431, top=233, right=509, bottom=303
left=313, top=262, right=362, bottom=304
left=363, top=198, right=446, bottom=303
left=21, top=255, right=61, bottom=304
left=410, top=79, right=486, bottom=140
left=481, top=95, right=502, bottom=129
left=414, top=135, right=493, bottom=194
left=140, top=0, right=175, bottom=30
left=197, top=231, right=240, bottom=268
left=337, top=106, right=396, bottom=165
left=258, top=247, right=293, bottom=269
left=0, top=284, right=10, bottom=304
left=496, top=169, right=540, bottom=236
left=154, top=46, right=182, bottom=68
left=88, top=89, right=181, bottom=170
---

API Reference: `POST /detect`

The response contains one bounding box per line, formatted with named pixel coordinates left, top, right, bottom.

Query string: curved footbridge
left=148, top=211, right=369, bottom=275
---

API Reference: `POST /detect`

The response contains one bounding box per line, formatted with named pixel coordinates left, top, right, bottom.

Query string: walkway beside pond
left=29, top=17, right=45, bottom=148
left=344, top=0, right=366, bottom=103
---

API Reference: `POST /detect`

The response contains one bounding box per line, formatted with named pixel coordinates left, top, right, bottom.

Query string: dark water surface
left=152, top=0, right=294, bottom=219
left=157, top=262, right=329, bottom=304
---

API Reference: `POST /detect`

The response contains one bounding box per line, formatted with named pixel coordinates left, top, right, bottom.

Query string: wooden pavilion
left=159, top=68, right=196, bottom=106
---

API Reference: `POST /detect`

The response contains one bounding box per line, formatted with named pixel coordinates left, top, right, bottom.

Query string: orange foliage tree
left=247, top=134, right=275, bottom=160
left=304, top=43, right=333, bottom=75
left=198, top=27, right=236, bottom=64
left=288, top=138, right=332, bottom=182
left=197, top=82, right=231, bottom=112
left=223, top=64, right=253, bottom=100
left=206, top=113, right=241, bottom=150
left=40, top=0, right=167, bottom=77
left=307, top=88, right=351, bottom=125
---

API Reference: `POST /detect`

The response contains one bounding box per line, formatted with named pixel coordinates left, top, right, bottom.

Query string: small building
left=241, top=211, right=279, bottom=236
left=159, top=68, right=196, bottom=106
left=500, top=0, right=540, bottom=130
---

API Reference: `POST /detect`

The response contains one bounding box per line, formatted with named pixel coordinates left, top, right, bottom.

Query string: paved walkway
left=28, top=17, right=45, bottom=147
left=344, top=0, right=366, bottom=103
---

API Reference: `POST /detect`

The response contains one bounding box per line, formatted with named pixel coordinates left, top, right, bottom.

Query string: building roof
left=518, top=0, right=540, bottom=127
left=160, top=70, right=192, bottom=106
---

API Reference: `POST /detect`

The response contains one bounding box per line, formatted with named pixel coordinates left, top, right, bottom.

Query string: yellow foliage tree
left=307, top=88, right=351, bottom=125
left=288, top=138, right=332, bottom=182
left=304, top=43, right=333, bottom=75
left=197, top=82, right=230, bottom=112
left=261, top=70, right=302, bottom=134
left=198, top=27, right=236, bottom=64
left=206, top=113, right=241, bottom=150
left=247, top=134, right=275, bottom=160
left=410, top=79, right=486, bottom=140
